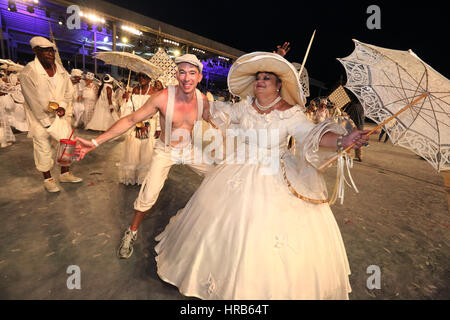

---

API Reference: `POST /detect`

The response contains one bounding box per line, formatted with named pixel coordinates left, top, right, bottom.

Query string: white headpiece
left=227, top=52, right=305, bottom=107
left=103, top=74, right=114, bottom=83
left=30, top=36, right=56, bottom=49
left=70, top=69, right=83, bottom=78
left=175, top=54, right=203, bottom=73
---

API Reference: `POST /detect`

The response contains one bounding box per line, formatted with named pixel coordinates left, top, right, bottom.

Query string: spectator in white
left=70, top=68, right=85, bottom=128
left=85, top=74, right=118, bottom=131
left=82, top=72, right=98, bottom=126
left=19, top=36, right=83, bottom=193
left=4, top=71, right=28, bottom=133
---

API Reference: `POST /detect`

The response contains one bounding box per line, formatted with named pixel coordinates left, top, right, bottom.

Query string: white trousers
left=32, top=123, right=57, bottom=172
left=134, top=139, right=214, bottom=212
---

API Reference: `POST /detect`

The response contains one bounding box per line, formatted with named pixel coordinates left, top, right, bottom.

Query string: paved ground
left=0, top=123, right=448, bottom=300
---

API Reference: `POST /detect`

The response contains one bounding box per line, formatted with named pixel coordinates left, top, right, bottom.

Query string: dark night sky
left=104, top=0, right=449, bottom=88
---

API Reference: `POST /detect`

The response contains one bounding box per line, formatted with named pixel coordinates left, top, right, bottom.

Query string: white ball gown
left=154, top=97, right=352, bottom=300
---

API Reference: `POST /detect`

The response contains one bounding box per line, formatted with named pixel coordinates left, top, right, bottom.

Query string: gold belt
left=280, top=158, right=328, bottom=204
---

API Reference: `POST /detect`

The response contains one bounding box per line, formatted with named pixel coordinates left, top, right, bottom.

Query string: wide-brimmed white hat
left=175, top=54, right=203, bottom=73
left=227, top=52, right=305, bottom=107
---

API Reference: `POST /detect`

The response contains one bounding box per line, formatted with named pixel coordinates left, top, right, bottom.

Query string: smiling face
left=176, top=62, right=203, bottom=94
left=253, top=72, right=281, bottom=97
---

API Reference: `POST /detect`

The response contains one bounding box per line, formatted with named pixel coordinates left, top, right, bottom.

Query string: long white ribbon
left=331, top=152, right=359, bottom=205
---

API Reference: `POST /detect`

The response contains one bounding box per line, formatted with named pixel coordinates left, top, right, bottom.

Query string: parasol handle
left=298, top=29, right=316, bottom=78
left=318, top=92, right=428, bottom=171
left=126, top=69, right=132, bottom=91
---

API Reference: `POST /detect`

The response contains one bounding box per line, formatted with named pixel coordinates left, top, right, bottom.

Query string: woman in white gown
left=82, top=72, right=98, bottom=126
left=70, top=69, right=85, bottom=128
left=118, top=73, right=161, bottom=185
left=154, top=52, right=370, bottom=300
left=0, top=75, right=16, bottom=147
left=85, top=74, right=119, bottom=131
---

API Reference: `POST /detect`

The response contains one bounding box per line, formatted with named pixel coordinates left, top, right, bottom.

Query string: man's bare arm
left=92, top=91, right=162, bottom=145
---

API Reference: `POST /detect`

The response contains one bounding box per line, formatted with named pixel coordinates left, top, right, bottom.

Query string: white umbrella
left=94, top=51, right=163, bottom=82
left=319, top=39, right=450, bottom=171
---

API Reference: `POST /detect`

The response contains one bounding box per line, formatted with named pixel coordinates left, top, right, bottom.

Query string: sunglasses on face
left=37, top=47, right=55, bottom=53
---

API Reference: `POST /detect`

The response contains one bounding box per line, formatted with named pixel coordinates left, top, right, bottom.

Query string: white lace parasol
left=337, top=39, right=450, bottom=171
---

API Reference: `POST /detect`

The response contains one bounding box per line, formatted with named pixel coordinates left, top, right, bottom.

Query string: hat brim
left=227, top=52, right=305, bottom=107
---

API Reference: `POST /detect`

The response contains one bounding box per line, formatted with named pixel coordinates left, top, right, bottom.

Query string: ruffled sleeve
left=209, top=97, right=247, bottom=133
left=283, top=115, right=356, bottom=204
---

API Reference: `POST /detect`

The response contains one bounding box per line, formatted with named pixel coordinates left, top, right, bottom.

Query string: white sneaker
left=44, top=178, right=61, bottom=193
left=117, top=227, right=137, bottom=259
left=59, top=172, right=83, bottom=183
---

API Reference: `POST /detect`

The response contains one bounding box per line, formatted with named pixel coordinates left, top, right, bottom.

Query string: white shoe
left=59, top=172, right=83, bottom=183
left=44, top=178, right=61, bottom=193
left=117, top=227, right=137, bottom=259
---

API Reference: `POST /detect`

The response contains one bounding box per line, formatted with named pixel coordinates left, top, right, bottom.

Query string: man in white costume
left=19, top=36, right=83, bottom=193
left=75, top=54, right=214, bottom=258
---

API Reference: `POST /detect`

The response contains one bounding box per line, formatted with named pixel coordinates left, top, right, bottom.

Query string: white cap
left=30, top=36, right=56, bottom=49
left=71, top=69, right=83, bottom=78
left=175, top=54, right=203, bottom=73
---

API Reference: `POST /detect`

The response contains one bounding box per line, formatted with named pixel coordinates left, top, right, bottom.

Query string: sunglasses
left=36, top=47, right=55, bottom=53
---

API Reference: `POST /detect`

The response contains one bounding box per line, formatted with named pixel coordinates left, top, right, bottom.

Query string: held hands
left=342, top=129, right=373, bottom=149
left=56, top=107, right=65, bottom=117
left=74, top=137, right=96, bottom=160
left=273, top=42, right=291, bottom=57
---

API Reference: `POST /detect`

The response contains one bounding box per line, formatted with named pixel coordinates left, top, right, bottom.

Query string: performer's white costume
left=154, top=52, right=352, bottom=300
left=82, top=78, right=98, bottom=126
left=19, top=57, right=73, bottom=172
left=71, top=80, right=85, bottom=128
left=118, top=86, right=160, bottom=185
left=133, top=85, right=213, bottom=212
left=85, top=83, right=118, bottom=131
left=154, top=97, right=351, bottom=300
left=0, top=91, right=15, bottom=146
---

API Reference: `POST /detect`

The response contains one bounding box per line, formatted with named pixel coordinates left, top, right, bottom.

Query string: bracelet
left=91, top=138, right=99, bottom=148
left=336, top=134, right=344, bottom=152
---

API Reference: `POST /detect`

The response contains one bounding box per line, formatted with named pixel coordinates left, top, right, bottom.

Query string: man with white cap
left=19, top=36, right=83, bottom=193
left=75, top=53, right=214, bottom=258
